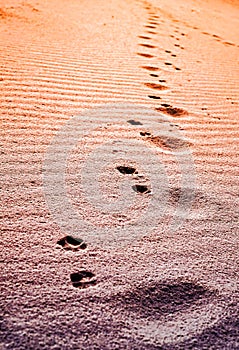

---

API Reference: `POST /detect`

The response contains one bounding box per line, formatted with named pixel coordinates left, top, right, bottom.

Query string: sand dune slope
left=1, top=0, right=239, bottom=349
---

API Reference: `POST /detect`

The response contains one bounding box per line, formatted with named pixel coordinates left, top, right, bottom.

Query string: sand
left=0, top=0, right=239, bottom=349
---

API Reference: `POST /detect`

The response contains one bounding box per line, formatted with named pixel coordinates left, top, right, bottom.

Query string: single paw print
left=57, top=235, right=87, bottom=251
left=70, top=270, right=97, bottom=289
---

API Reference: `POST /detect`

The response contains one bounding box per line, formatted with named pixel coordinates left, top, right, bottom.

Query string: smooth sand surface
left=1, top=0, right=239, bottom=349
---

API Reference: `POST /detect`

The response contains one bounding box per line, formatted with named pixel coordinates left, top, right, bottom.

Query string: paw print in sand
left=57, top=235, right=87, bottom=251
left=70, top=270, right=97, bottom=289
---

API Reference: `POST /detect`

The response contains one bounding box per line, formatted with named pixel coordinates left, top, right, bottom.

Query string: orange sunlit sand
left=1, top=0, right=239, bottom=348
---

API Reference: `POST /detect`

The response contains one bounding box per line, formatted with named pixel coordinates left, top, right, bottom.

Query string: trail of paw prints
left=116, top=164, right=151, bottom=195
left=127, top=118, right=190, bottom=153
left=138, top=0, right=184, bottom=72
left=170, top=25, right=237, bottom=49
left=56, top=235, right=97, bottom=289
left=139, top=0, right=238, bottom=80
left=143, top=0, right=238, bottom=47
left=202, top=31, right=237, bottom=47
left=137, top=0, right=189, bottom=119
left=137, top=1, right=169, bottom=103
left=137, top=0, right=238, bottom=122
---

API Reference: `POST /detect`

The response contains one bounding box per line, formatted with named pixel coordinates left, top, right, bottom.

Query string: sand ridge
left=1, top=0, right=239, bottom=349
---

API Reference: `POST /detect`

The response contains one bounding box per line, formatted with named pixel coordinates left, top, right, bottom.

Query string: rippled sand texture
left=1, top=0, right=239, bottom=349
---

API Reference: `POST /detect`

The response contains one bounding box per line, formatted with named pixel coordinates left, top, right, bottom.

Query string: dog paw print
left=117, top=165, right=137, bottom=174
left=57, top=235, right=87, bottom=251
left=70, top=270, right=97, bottom=289
left=116, top=165, right=151, bottom=194
left=132, top=184, right=151, bottom=194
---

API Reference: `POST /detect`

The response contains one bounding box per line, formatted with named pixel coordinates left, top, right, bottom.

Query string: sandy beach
left=1, top=0, right=239, bottom=349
